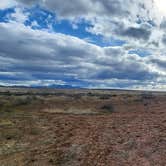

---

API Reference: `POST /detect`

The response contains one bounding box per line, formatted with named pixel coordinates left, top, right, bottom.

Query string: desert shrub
left=141, top=93, right=155, bottom=100
left=1, top=128, right=22, bottom=140
left=87, top=92, right=96, bottom=97
left=87, top=92, right=92, bottom=96
left=73, top=94, right=82, bottom=100
left=101, top=104, right=114, bottom=113
left=112, top=94, right=117, bottom=97
left=13, top=96, right=35, bottom=106
left=29, top=127, right=40, bottom=135
left=144, top=103, right=148, bottom=106
left=0, top=101, right=13, bottom=113
left=1, top=91, right=12, bottom=96
left=13, top=98, right=28, bottom=106
left=133, top=98, right=143, bottom=102
left=125, top=94, right=132, bottom=98
left=99, top=95, right=110, bottom=100
left=0, top=101, right=4, bottom=108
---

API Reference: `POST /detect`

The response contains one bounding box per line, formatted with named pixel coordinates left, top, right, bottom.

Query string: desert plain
left=0, top=87, right=166, bottom=166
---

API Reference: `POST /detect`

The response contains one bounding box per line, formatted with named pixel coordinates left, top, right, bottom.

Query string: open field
left=0, top=87, right=166, bottom=166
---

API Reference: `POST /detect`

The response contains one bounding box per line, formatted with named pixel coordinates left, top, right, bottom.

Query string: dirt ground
left=0, top=88, right=166, bottom=166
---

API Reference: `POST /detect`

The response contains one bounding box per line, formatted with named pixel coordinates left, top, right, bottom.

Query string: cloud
left=119, top=27, right=151, bottom=41
left=150, top=56, right=166, bottom=70
left=13, top=0, right=164, bottom=45
left=15, top=0, right=154, bottom=19
left=10, top=8, right=28, bottom=23
left=0, top=20, right=164, bottom=89
left=0, top=0, right=166, bottom=89
left=0, top=0, right=17, bottom=9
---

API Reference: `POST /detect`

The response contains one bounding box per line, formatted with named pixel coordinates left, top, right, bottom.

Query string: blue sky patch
left=0, top=8, right=15, bottom=23
left=22, top=6, right=126, bottom=47
left=128, top=49, right=151, bottom=57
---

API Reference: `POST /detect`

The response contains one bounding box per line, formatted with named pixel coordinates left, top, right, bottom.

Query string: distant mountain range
left=0, top=84, right=82, bottom=89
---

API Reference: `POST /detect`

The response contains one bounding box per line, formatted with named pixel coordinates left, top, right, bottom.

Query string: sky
left=0, top=0, right=166, bottom=90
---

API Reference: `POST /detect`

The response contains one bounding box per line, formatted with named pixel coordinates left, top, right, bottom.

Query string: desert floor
left=0, top=88, right=166, bottom=166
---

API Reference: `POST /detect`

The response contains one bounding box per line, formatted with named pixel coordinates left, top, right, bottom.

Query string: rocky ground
left=0, top=88, right=166, bottom=166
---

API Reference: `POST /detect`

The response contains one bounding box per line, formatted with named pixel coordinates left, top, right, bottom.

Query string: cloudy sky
left=0, top=0, right=166, bottom=90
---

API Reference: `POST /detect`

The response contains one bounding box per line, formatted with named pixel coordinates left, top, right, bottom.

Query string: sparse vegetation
left=101, top=104, right=114, bottom=113
left=0, top=88, right=165, bottom=165
left=99, top=95, right=110, bottom=100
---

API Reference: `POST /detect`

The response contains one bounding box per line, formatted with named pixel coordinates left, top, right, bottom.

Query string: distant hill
left=0, top=84, right=82, bottom=89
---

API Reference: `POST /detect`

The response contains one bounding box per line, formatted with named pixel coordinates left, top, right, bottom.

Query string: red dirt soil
left=0, top=89, right=166, bottom=166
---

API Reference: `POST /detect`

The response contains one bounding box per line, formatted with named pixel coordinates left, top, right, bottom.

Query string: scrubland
left=0, top=87, right=166, bottom=166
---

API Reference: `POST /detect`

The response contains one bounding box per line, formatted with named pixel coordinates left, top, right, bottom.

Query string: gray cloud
left=16, top=0, right=39, bottom=6
left=16, top=0, right=154, bottom=18
left=162, top=34, right=166, bottom=45
left=150, top=57, right=166, bottom=70
left=119, top=27, right=151, bottom=41
left=160, top=19, right=166, bottom=30
left=16, top=0, right=130, bottom=17
left=15, top=0, right=163, bottom=45
left=0, top=21, right=162, bottom=88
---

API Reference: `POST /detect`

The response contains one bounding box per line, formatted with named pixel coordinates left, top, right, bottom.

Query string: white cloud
left=10, top=7, right=28, bottom=23
left=0, top=0, right=17, bottom=9
left=0, top=21, right=165, bottom=89
left=12, top=0, right=166, bottom=48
